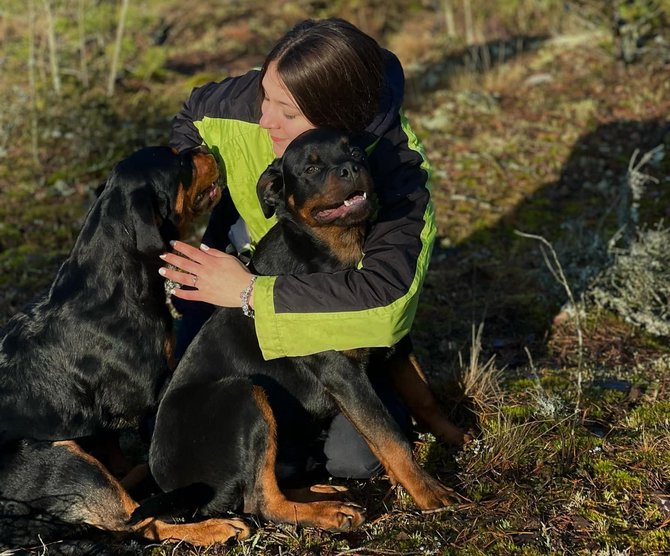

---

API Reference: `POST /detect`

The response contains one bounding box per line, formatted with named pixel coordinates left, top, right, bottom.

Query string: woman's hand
left=159, top=240, right=255, bottom=308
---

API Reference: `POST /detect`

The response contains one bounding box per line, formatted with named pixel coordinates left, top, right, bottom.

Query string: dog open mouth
left=314, top=190, right=369, bottom=223
left=192, top=182, right=222, bottom=214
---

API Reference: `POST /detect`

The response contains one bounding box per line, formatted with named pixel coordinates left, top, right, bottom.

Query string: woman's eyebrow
left=275, top=97, right=298, bottom=110
left=262, top=86, right=299, bottom=110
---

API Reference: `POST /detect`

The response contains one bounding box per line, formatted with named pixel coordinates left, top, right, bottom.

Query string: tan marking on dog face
left=175, top=185, right=186, bottom=217
left=175, top=152, right=221, bottom=236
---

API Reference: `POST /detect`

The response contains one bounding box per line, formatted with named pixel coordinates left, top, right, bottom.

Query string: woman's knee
left=323, top=414, right=383, bottom=479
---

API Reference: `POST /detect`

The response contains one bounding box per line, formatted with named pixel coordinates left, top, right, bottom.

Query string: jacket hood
left=365, top=49, right=405, bottom=138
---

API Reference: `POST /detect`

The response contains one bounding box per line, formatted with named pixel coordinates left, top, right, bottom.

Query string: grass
left=1, top=1, right=670, bottom=554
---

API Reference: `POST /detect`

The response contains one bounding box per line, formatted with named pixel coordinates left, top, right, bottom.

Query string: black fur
left=147, top=129, right=449, bottom=524
left=0, top=146, right=221, bottom=547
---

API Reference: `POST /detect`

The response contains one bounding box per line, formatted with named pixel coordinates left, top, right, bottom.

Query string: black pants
left=322, top=372, right=413, bottom=479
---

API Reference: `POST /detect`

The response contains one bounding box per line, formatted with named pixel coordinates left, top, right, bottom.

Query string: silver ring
left=192, top=275, right=198, bottom=287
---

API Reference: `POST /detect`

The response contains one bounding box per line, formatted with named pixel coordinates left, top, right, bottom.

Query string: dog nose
left=339, top=163, right=359, bottom=179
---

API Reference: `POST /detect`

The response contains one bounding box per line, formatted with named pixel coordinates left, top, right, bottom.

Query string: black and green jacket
left=169, top=51, right=436, bottom=360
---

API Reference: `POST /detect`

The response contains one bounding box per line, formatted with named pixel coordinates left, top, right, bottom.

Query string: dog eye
left=304, top=165, right=320, bottom=175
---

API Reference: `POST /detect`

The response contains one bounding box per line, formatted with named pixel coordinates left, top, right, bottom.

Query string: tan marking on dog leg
left=390, top=353, right=468, bottom=446
left=164, top=331, right=177, bottom=371
left=249, top=387, right=365, bottom=531
left=53, top=440, right=139, bottom=523
left=119, top=462, right=149, bottom=491
left=283, top=484, right=349, bottom=503
left=133, top=517, right=250, bottom=545
left=329, top=409, right=457, bottom=511
left=53, top=441, right=250, bottom=545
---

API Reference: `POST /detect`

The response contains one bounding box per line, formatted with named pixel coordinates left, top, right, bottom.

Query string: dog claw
left=312, top=501, right=366, bottom=531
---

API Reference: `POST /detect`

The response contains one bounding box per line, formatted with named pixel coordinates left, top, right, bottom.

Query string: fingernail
left=158, top=268, right=166, bottom=276
left=200, top=243, right=209, bottom=251
left=159, top=253, right=166, bottom=259
left=169, top=240, right=176, bottom=247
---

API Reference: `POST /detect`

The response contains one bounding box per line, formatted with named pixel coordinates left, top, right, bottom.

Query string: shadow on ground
left=416, top=117, right=670, bottom=426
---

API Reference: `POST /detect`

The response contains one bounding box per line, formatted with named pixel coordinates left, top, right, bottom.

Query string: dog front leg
left=389, top=352, right=469, bottom=446
left=300, top=353, right=457, bottom=510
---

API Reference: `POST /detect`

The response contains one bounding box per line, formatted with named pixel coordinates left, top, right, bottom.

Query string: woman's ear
left=256, top=158, right=284, bottom=218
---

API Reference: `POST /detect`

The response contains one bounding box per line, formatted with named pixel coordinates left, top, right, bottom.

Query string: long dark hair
left=259, top=18, right=385, bottom=133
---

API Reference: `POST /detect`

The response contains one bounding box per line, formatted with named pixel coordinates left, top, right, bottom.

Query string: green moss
left=626, top=400, right=670, bottom=430
left=507, top=378, right=539, bottom=392
left=637, top=528, right=670, bottom=552
left=467, top=481, right=496, bottom=503
left=502, top=404, right=535, bottom=420
left=592, top=459, right=644, bottom=493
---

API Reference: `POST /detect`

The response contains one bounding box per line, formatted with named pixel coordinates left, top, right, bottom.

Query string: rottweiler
left=0, top=146, right=252, bottom=547
left=146, top=128, right=456, bottom=533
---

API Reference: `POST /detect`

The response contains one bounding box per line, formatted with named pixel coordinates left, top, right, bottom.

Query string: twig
left=78, top=0, right=89, bottom=87
left=623, top=146, right=662, bottom=231
left=107, top=0, right=129, bottom=96
left=514, top=231, right=584, bottom=413
left=41, top=0, right=61, bottom=95
left=28, top=0, right=39, bottom=165
left=442, top=0, right=456, bottom=37
left=463, top=0, right=474, bottom=45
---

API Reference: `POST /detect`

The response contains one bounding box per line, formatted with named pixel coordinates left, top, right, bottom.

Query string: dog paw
left=193, top=517, right=251, bottom=544
left=283, top=483, right=349, bottom=503
left=313, top=501, right=366, bottom=531
left=227, top=517, right=252, bottom=540
left=412, top=476, right=459, bottom=510
left=309, top=483, right=349, bottom=494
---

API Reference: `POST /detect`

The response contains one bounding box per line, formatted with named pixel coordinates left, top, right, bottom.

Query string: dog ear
left=130, top=185, right=169, bottom=254
left=256, top=159, right=284, bottom=218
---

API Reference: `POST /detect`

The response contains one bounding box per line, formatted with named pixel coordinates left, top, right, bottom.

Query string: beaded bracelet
left=240, top=275, right=257, bottom=319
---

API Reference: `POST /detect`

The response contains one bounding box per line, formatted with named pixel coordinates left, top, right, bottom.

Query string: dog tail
left=128, top=482, right=215, bottom=524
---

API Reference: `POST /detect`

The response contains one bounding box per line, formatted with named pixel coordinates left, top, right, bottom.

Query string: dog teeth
left=343, top=192, right=366, bottom=208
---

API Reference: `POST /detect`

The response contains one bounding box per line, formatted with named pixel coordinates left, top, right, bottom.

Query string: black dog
left=147, top=128, right=454, bottom=533
left=0, top=146, right=251, bottom=547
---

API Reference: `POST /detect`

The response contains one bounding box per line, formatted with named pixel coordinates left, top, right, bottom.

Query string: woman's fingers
left=159, top=265, right=198, bottom=287
left=170, top=286, right=203, bottom=301
left=159, top=240, right=255, bottom=308
left=159, top=252, right=201, bottom=275
left=170, top=240, right=210, bottom=263
left=198, top=243, right=228, bottom=258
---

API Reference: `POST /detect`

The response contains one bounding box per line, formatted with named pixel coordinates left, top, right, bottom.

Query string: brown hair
left=259, top=18, right=385, bottom=133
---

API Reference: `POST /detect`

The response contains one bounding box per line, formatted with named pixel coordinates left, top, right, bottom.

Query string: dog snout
left=338, top=162, right=360, bottom=180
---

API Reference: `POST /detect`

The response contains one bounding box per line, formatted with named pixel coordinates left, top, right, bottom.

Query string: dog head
left=104, top=146, right=222, bottom=253
left=257, top=128, right=376, bottom=228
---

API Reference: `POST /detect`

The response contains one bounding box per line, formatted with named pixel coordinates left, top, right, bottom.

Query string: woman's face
left=260, top=62, right=315, bottom=156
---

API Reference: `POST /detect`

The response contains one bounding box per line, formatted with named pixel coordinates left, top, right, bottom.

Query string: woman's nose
left=260, top=106, right=277, bottom=129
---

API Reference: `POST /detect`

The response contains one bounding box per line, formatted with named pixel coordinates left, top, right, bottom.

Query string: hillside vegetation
left=1, top=1, right=669, bottom=554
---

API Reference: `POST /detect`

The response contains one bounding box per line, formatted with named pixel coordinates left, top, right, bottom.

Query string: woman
left=159, top=18, right=463, bottom=480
